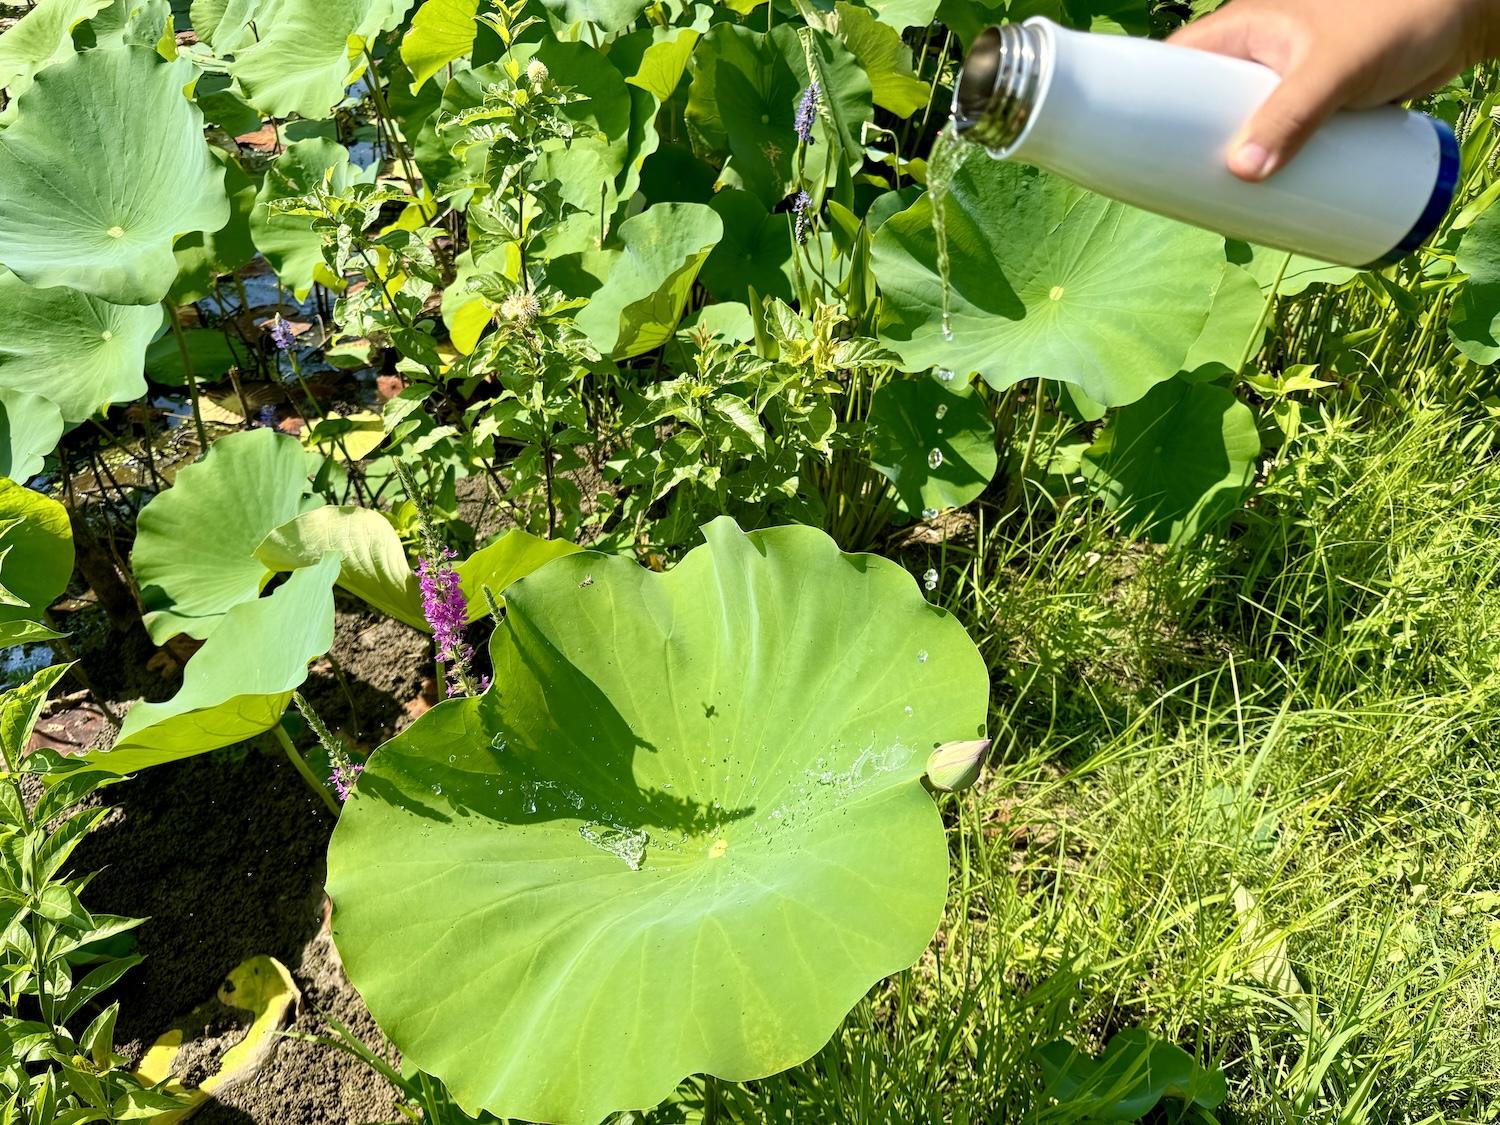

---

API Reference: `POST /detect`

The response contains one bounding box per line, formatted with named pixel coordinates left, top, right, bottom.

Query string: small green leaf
left=0, top=480, right=73, bottom=634
left=455, top=529, right=581, bottom=620
left=251, top=138, right=367, bottom=300
left=1450, top=203, right=1500, bottom=365
left=0, top=389, right=65, bottom=480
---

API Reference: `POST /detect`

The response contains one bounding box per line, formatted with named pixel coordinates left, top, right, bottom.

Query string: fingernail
left=1232, top=141, right=1273, bottom=179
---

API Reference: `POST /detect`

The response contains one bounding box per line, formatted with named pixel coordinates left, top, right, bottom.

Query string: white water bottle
left=952, top=18, right=1460, bottom=267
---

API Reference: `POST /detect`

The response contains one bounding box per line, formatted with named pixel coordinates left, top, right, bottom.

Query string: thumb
left=1230, top=64, right=1348, bottom=180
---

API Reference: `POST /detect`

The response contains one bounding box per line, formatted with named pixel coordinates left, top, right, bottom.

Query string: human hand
left=1168, top=0, right=1500, bottom=181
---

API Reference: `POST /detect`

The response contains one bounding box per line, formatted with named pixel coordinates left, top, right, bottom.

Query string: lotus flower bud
left=924, top=738, right=990, bottom=793
left=526, top=58, right=549, bottom=88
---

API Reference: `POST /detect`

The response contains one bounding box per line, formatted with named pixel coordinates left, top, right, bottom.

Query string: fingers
left=1166, top=7, right=1251, bottom=55
left=1229, top=64, right=1351, bottom=180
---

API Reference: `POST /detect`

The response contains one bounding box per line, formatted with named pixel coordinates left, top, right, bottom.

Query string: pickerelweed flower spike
left=269, top=316, right=296, bottom=351
left=793, top=190, right=812, bottom=245
left=795, top=82, right=819, bottom=143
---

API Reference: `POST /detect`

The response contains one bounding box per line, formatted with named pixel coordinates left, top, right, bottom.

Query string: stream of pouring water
left=927, top=123, right=972, bottom=342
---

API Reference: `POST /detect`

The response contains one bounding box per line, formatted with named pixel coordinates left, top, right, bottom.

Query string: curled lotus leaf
left=0, top=0, right=111, bottom=100
left=328, top=518, right=988, bottom=1124
left=0, top=47, right=229, bottom=305
left=133, top=430, right=321, bottom=644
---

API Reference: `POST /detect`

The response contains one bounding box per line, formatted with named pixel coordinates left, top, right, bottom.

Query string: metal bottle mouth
left=951, top=22, right=1045, bottom=153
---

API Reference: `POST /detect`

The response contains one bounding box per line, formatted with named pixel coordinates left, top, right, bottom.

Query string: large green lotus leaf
left=1081, top=378, right=1260, bottom=545
left=1232, top=241, right=1359, bottom=297
left=255, top=506, right=426, bottom=631
left=401, top=0, right=477, bottom=93
left=170, top=148, right=259, bottom=305
left=0, top=270, right=158, bottom=422
left=871, top=160, right=1225, bottom=407
left=134, top=430, right=321, bottom=644
left=80, top=553, right=340, bottom=775
left=869, top=0, right=939, bottom=31
left=1449, top=204, right=1500, bottom=364
left=228, top=0, right=415, bottom=120
left=251, top=139, right=365, bottom=300
left=868, top=375, right=997, bottom=517
left=1179, top=260, right=1266, bottom=380
left=0, top=479, right=74, bottom=632
left=699, top=189, right=794, bottom=304
left=830, top=2, right=928, bottom=118
left=0, top=391, right=64, bottom=480
left=0, top=0, right=110, bottom=98
left=0, top=48, right=229, bottom=305
left=82, top=0, right=173, bottom=49
left=685, top=25, right=808, bottom=206
left=454, top=528, right=581, bottom=623
left=328, top=518, right=987, bottom=1123
left=538, top=0, right=648, bottom=35
left=575, top=203, right=722, bottom=359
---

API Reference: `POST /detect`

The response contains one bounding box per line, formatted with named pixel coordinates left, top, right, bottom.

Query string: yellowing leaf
left=401, top=0, right=478, bottom=92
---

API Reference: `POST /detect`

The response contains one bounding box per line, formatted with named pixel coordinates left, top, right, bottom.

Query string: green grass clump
left=732, top=377, right=1500, bottom=1123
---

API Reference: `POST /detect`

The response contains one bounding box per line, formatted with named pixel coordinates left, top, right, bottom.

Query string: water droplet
left=923, top=568, right=938, bottom=591
left=447, top=754, right=456, bottom=763
left=579, top=822, right=648, bottom=870
left=935, top=404, right=948, bottom=420
left=922, top=507, right=939, bottom=520
left=490, top=733, right=508, bottom=752
left=432, top=784, right=443, bottom=796
left=904, top=705, right=913, bottom=716
left=917, top=650, right=929, bottom=664
left=936, top=368, right=955, bottom=383
left=927, top=448, right=944, bottom=470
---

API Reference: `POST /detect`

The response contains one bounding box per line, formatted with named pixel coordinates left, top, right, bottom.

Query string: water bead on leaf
left=923, top=568, right=938, bottom=591
left=927, top=448, right=944, bottom=470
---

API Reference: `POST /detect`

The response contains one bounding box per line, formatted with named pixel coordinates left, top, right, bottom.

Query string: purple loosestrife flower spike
left=793, top=190, right=812, bottom=245
left=418, top=548, right=469, bottom=665
left=795, top=83, right=819, bottom=143
left=331, top=761, right=364, bottom=801
left=269, top=316, right=296, bottom=351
